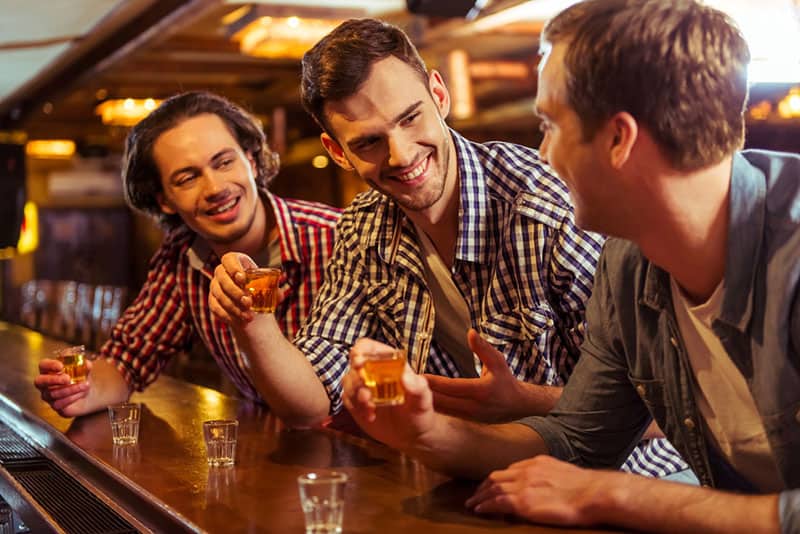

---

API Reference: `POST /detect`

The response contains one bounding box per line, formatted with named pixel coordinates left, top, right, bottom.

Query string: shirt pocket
left=481, top=306, right=556, bottom=381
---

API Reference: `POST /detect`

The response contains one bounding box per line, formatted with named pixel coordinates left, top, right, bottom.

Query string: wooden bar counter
left=0, top=322, right=614, bottom=533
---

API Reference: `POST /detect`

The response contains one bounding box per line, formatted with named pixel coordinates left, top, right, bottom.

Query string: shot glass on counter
left=203, top=419, right=238, bottom=467
left=107, top=402, right=141, bottom=446
left=297, top=472, right=347, bottom=534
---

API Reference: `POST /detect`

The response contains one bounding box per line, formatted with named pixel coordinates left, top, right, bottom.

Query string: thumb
left=467, top=329, right=507, bottom=373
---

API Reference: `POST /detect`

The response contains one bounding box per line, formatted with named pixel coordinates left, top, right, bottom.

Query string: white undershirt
left=670, top=277, right=782, bottom=491
left=413, top=223, right=479, bottom=377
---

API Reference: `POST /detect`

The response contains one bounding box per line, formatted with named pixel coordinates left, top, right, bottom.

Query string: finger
left=214, top=264, right=250, bottom=306
left=210, top=273, right=252, bottom=321
left=342, top=374, right=376, bottom=423
left=467, top=329, right=508, bottom=373
left=52, top=390, right=90, bottom=413
left=46, top=381, right=90, bottom=400
left=349, top=338, right=396, bottom=360
left=424, top=374, right=481, bottom=398
left=208, top=291, right=232, bottom=324
left=401, top=367, right=434, bottom=413
left=38, top=359, right=63, bottom=374
left=34, top=372, right=71, bottom=390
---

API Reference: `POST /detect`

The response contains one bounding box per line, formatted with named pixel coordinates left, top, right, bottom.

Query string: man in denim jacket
left=342, top=0, right=800, bottom=531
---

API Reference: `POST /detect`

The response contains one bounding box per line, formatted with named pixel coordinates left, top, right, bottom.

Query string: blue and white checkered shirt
left=295, top=130, right=688, bottom=478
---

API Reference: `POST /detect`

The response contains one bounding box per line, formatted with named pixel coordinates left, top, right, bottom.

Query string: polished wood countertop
left=0, top=321, right=615, bottom=533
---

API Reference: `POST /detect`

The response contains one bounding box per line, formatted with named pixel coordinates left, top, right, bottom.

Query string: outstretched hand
left=426, top=329, right=531, bottom=422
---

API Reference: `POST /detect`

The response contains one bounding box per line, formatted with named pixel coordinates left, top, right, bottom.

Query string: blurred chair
left=19, top=280, right=39, bottom=329
left=53, top=280, right=79, bottom=340
left=74, top=282, right=95, bottom=347
left=93, top=285, right=128, bottom=349
left=35, top=280, right=57, bottom=335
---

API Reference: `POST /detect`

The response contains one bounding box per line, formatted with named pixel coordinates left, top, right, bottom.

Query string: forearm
left=85, top=359, right=132, bottom=412
left=410, top=417, right=549, bottom=479
left=596, top=473, right=780, bottom=533
left=234, top=315, right=330, bottom=427
left=514, top=383, right=562, bottom=417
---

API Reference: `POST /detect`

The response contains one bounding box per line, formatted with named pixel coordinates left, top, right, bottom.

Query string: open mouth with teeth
left=394, top=155, right=429, bottom=184
left=206, top=196, right=240, bottom=217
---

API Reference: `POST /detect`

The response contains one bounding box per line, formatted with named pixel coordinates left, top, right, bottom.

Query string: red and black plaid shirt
left=102, top=194, right=341, bottom=403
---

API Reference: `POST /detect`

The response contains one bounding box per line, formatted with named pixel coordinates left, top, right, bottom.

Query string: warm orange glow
left=470, top=61, right=530, bottom=80
left=748, top=100, right=772, bottom=120
left=447, top=49, right=474, bottom=120
left=17, top=201, right=38, bottom=254
left=232, top=16, right=342, bottom=59
left=777, top=87, right=800, bottom=119
left=25, top=139, right=75, bottom=159
left=95, top=98, right=162, bottom=126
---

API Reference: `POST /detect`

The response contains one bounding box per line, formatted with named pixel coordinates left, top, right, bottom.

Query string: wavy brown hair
left=300, top=18, right=429, bottom=135
left=122, top=91, right=279, bottom=229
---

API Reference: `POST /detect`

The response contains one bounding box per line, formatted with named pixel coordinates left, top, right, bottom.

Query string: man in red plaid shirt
left=34, top=91, right=341, bottom=416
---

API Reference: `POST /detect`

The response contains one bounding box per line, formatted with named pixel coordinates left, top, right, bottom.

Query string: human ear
left=156, top=192, right=176, bottom=215
left=608, top=112, right=638, bottom=169
left=428, top=70, right=451, bottom=120
left=320, top=133, right=354, bottom=171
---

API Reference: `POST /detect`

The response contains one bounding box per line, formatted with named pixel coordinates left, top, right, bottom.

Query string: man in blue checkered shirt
left=209, top=18, right=689, bottom=480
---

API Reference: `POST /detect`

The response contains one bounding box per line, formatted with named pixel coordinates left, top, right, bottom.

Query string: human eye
left=175, top=172, right=198, bottom=186
left=216, top=157, right=235, bottom=170
left=400, top=111, right=421, bottom=126
left=353, top=137, right=379, bottom=151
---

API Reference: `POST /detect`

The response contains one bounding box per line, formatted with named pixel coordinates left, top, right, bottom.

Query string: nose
left=200, top=169, right=227, bottom=200
left=387, top=132, right=415, bottom=169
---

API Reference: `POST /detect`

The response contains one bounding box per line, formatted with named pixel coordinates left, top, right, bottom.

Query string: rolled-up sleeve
left=515, top=246, right=651, bottom=468
left=780, top=490, right=800, bottom=534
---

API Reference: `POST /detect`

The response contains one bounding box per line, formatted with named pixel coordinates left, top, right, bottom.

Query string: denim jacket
left=519, top=150, right=800, bottom=532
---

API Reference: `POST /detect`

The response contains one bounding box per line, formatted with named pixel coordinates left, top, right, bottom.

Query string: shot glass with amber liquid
left=54, top=345, right=88, bottom=383
left=360, top=348, right=406, bottom=406
left=244, top=267, right=282, bottom=314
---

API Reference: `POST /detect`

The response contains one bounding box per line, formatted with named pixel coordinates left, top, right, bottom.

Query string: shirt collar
left=185, top=192, right=300, bottom=275
left=267, top=191, right=303, bottom=264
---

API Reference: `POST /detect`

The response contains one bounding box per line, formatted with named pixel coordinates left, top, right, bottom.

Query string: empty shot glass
left=360, top=348, right=406, bottom=406
left=244, top=267, right=281, bottom=313
left=107, top=402, right=141, bottom=445
left=297, top=472, right=347, bottom=534
left=203, top=419, right=238, bottom=467
left=54, top=344, right=88, bottom=383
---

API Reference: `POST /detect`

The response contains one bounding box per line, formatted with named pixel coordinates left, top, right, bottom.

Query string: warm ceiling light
left=312, top=155, right=329, bottom=169
left=777, top=87, right=800, bottom=119
left=231, top=16, right=342, bottom=59
left=95, top=98, right=162, bottom=126
left=25, top=140, right=75, bottom=159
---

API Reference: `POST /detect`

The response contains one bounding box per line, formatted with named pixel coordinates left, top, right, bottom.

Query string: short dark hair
left=122, top=91, right=279, bottom=229
left=300, top=18, right=429, bottom=134
left=542, top=0, right=750, bottom=170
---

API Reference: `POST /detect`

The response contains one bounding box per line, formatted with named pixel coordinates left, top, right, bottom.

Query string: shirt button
left=670, top=337, right=679, bottom=348
left=636, top=384, right=646, bottom=397
left=684, top=417, right=695, bottom=430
